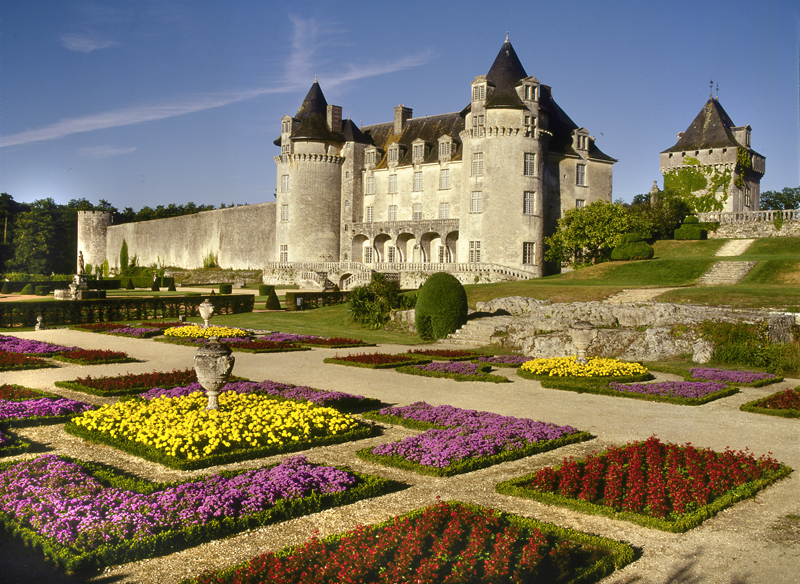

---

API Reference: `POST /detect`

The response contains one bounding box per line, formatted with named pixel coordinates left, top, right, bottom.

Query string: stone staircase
left=696, top=261, right=757, bottom=286
left=442, top=315, right=517, bottom=347
left=604, top=288, right=678, bottom=304
left=715, top=238, right=755, bottom=256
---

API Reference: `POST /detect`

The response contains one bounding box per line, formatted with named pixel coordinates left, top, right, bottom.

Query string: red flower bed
left=54, top=349, right=132, bottom=364
left=300, top=337, right=367, bottom=346
left=190, top=502, right=613, bottom=584
left=67, top=369, right=197, bottom=393
left=0, top=351, right=50, bottom=371
left=227, top=340, right=300, bottom=352
left=0, top=384, right=47, bottom=400
left=524, top=436, right=781, bottom=519
left=74, top=323, right=126, bottom=331
left=138, top=321, right=185, bottom=330
left=331, top=353, right=417, bottom=366
left=754, top=387, right=800, bottom=411
left=408, top=348, right=482, bottom=360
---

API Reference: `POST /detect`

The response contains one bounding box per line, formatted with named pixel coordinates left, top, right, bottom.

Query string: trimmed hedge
left=674, top=217, right=707, bottom=240
left=218, top=283, right=232, bottom=295
left=285, top=290, right=349, bottom=311
left=611, top=233, right=654, bottom=261
left=414, top=272, right=468, bottom=340
left=0, top=294, right=253, bottom=328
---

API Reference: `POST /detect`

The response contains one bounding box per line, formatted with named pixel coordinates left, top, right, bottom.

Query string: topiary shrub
left=218, top=284, right=232, bottom=295
left=1, top=282, right=11, bottom=294
left=125, top=278, right=135, bottom=290
left=674, top=216, right=707, bottom=240
left=265, top=288, right=281, bottom=310
left=20, top=284, right=34, bottom=295
left=414, top=272, right=468, bottom=340
left=611, top=233, right=654, bottom=261
left=258, top=284, right=270, bottom=296
left=682, top=215, right=700, bottom=224
left=34, top=286, right=49, bottom=296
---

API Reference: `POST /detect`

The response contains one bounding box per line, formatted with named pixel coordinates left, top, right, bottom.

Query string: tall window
left=439, top=202, right=450, bottom=219
left=440, top=141, right=451, bottom=159
left=281, top=143, right=291, bottom=156
left=413, top=143, right=424, bottom=162
left=470, top=191, right=483, bottom=213
left=281, top=120, right=290, bottom=133
left=439, top=168, right=450, bottom=190
left=472, top=115, right=485, bottom=136
left=280, top=204, right=289, bottom=222
left=524, top=191, right=535, bottom=215
left=366, top=150, right=376, bottom=165
left=387, top=246, right=397, bottom=263
left=363, top=246, right=373, bottom=264
left=366, top=176, right=375, bottom=195
left=388, top=147, right=398, bottom=163
left=413, top=171, right=423, bottom=192
left=365, top=206, right=374, bottom=222
left=279, top=245, right=288, bottom=262
left=524, top=153, right=535, bottom=176
left=523, top=242, right=536, bottom=265
left=413, top=203, right=423, bottom=221
left=438, top=245, right=448, bottom=263
left=388, top=205, right=397, bottom=222
left=472, top=152, right=484, bottom=176
left=469, top=241, right=481, bottom=263
left=472, top=85, right=485, bottom=101
left=576, top=163, right=586, bottom=186
left=281, top=175, right=290, bottom=192
left=389, top=174, right=398, bottom=194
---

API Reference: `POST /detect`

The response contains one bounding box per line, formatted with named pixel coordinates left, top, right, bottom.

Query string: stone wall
left=707, top=220, right=800, bottom=239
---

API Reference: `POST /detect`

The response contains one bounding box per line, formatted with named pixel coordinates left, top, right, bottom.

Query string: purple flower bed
left=689, top=368, right=777, bottom=384
left=370, top=402, right=579, bottom=468
left=0, top=335, right=75, bottom=354
left=0, top=454, right=357, bottom=552
left=413, top=361, right=484, bottom=375
left=139, top=380, right=371, bottom=407
left=474, top=355, right=529, bottom=366
left=0, top=427, right=11, bottom=447
left=107, top=326, right=162, bottom=338
left=608, top=380, right=727, bottom=399
left=0, top=398, right=93, bottom=422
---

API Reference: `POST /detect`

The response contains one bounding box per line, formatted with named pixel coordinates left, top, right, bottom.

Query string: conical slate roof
left=662, top=98, right=740, bottom=153
left=484, top=37, right=527, bottom=109
left=291, top=81, right=337, bottom=142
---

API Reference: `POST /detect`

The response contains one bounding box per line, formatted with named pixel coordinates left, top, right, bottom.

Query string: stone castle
left=79, top=37, right=617, bottom=288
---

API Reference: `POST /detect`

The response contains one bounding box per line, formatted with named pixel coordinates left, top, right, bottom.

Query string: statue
left=77, top=251, right=85, bottom=275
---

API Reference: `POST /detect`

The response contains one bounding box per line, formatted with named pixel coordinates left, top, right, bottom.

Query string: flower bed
left=104, top=325, right=163, bottom=338
left=164, top=325, right=249, bottom=339
left=396, top=361, right=509, bottom=383
left=65, top=391, right=373, bottom=469
left=358, top=402, right=589, bottom=477
left=689, top=367, right=781, bottom=387
left=55, top=368, right=200, bottom=397
left=0, top=335, right=74, bottom=355
left=406, top=348, right=482, bottom=361
left=186, top=501, right=635, bottom=584
left=542, top=379, right=740, bottom=406
left=0, top=384, right=54, bottom=400
left=0, top=351, right=54, bottom=372
left=139, top=380, right=380, bottom=412
left=519, top=356, right=650, bottom=378
left=0, top=398, right=94, bottom=426
left=0, top=454, right=393, bottom=573
left=0, top=427, right=31, bottom=456
left=496, top=436, right=792, bottom=532
left=225, top=339, right=310, bottom=354
left=298, top=337, right=376, bottom=348
left=261, top=332, right=317, bottom=343
left=51, top=348, right=137, bottom=365
left=324, top=352, right=428, bottom=369
left=740, top=386, right=800, bottom=418
left=472, top=354, right=530, bottom=368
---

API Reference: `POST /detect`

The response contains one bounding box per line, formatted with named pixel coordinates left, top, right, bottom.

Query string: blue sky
left=1, top=0, right=798, bottom=210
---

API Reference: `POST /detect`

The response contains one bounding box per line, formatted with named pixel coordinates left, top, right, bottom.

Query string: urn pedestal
left=193, top=337, right=235, bottom=410
left=571, top=321, right=596, bottom=365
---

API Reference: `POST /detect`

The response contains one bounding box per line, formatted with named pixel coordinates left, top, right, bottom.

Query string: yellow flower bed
left=70, top=392, right=361, bottom=460
left=519, top=355, right=648, bottom=377
left=164, top=324, right=249, bottom=338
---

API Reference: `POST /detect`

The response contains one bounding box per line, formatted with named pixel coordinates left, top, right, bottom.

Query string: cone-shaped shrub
left=414, top=272, right=468, bottom=340
left=20, top=284, right=34, bottom=295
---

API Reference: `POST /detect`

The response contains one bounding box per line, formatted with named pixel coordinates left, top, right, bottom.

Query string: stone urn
left=571, top=320, right=596, bottom=365
left=198, top=299, right=214, bottom=328
left=193, top=337, right=235, bottom=410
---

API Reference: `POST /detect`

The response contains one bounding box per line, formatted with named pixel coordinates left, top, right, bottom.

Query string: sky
left=1, top=0, right=799, bottom=211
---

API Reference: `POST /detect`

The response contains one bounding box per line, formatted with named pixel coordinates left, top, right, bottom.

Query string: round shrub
left=218, top=284, right=233, bottom=295
left=683, top=215, right=700, bottom=224
left=611, top=233, right=654, bottom=261
left=619, top=232, right=644, bottom=244
left=34, top=285, right=50, bottom=296
left=20, top=284, right=34, bottom=295
left=414, top=272, right=468, bottom=341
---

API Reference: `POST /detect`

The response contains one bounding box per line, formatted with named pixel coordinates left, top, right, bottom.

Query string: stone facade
left=660, top=97, right=765, bottom=213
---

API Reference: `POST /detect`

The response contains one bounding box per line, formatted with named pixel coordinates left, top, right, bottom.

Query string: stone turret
left=76, top=210, right=111, bottom=271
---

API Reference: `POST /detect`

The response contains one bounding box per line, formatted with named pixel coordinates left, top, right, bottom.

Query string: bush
left=150, top=280, right=159, bottom=292
left=20, top=284, right=34, bottom=295
left=611, top=233, right=654, bottom=261
left=683, top=215, right=700, bottom=224
left=125, top=278, right=135, bottom=290
left=258, top=284, right=270, bottom=296
left=414, top=273, right=468, bottom=340
left=348, top=274, right=403, bottom=329
left=674, top=217, right=707, bottom=240
left=265, top=288, right=281, bottom=310
left=218, top=284, right=233, bottom=295
left=34, top=286, right=50, bottom=296
left=1, top=282, right=10, bottom=294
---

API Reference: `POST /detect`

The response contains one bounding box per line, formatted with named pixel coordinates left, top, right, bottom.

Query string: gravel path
left=1, top=328, right=798, bottom=584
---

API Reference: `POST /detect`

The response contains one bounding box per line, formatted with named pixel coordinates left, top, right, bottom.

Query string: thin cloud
left=61, top=33, right=119, bottom=53
left=78, top=146, right=138, bottom=159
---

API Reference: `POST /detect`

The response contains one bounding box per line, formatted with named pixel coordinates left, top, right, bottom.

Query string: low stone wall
left=708, top=221, right=800, bottom=239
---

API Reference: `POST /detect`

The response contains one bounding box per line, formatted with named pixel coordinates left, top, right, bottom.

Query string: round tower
left=274, top=81, right=344, bottom=264
left=76, top=210, right=111, bottom=272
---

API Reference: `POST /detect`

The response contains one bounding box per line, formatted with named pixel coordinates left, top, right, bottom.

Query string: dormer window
left=523, top=84, right=536, bottom=101
left=412, top=141, right=426, bottom=164
left=281, top=118, right=291, bottom=133
left=439, top=137, right=453, bottom=162
left=388, top=145, right=399, bottom=164
left=472, top=84, right=486, bottom=101
left=365, top=148, right=377, bottom=166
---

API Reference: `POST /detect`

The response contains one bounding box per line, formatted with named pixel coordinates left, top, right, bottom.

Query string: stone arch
left=351, top=234, right=369, bottom=263
left=373, top=233, right=391, bottom=263
left=396, top=233, right=416, bottom=263
left=445, top=231, right=459, bottom=263
left=419, top=231, right=442, bottom=263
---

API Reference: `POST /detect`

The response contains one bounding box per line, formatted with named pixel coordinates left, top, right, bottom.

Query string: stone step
left=696, top=261, right=757, bottom=286
left=443, top=316, right=516, bottom=346
left=604, top=288, right=678, bottom=304
left=714, top=238, right=755, bottom=257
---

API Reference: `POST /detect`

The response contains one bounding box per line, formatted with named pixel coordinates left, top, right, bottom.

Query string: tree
left=625, top=192, right=690, bottom=241
left=119, top=239, right=129, bottom=275
left=10, top=198, right=60, bottom=274
left=545, top=201, right=652, bottom=268
left=760, top=187, right=800, bottom=210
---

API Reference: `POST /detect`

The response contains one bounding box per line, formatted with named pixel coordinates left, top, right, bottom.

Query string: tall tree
left=760, top=187, right=800, bottom=210
left=10, top=198, right=60, bottom=274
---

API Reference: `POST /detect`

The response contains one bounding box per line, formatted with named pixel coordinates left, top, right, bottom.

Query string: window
left=387, top=246, right=397, bottom=263
left=280, top=204, right=289, bottom=222
left=439, top=168, right=450, bottom=190
left=472, top=85, right=485, bottom=101
left=472, top=152, right=484, bottom=176
left=366, top=150, right=376, bottom=165
left=472, top=115, right=485, bottom=136
left=363, top=246, right=373, bottom=264
left=524, top=191, right=535, bottom=215
left=744, top=186, right=752, bottom=208
left=389, top=174, right=398, bottom=194
left=438, top=245, right=448, bottom=263
left=523, top=242, right=536, bottom=265
left=524, top=115, right=535, bottom=136
left=576, top=199, right=585, bottom=208
left=413, top=171, right=423, bottom=192
left=365, top=206, right=374, bottom=222
left=440, top=141, right=451, bottom=159
left=366, top=176, right=375, bottom=195
left=388, top=147, right=399, bottom=163
left=281, top=120, right=290, bottom=133
left=413, top=203, right=423, bottom=221
left=279, top=245, right=288, bottom=262
left=439, top=202, right=450, bottom=219
left=470, top=191, right=483, bottom=213
left=524, top=84, right=536, bottom=100
left=388, top=205, right=397, bottom=222
left=576, top=163, right=586, bottom=186
left=281, top=174, right=290, bottom=192
left=469, top=241, right=481, bottom=263
left=524, top=153, right=535, bottom=176
left=413, top=143, right=424, bottom=162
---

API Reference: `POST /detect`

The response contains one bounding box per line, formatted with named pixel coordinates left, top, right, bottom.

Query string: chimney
left=327, top=105, right=342, bottom=132
left=394, top=105, right=412, bottom=134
